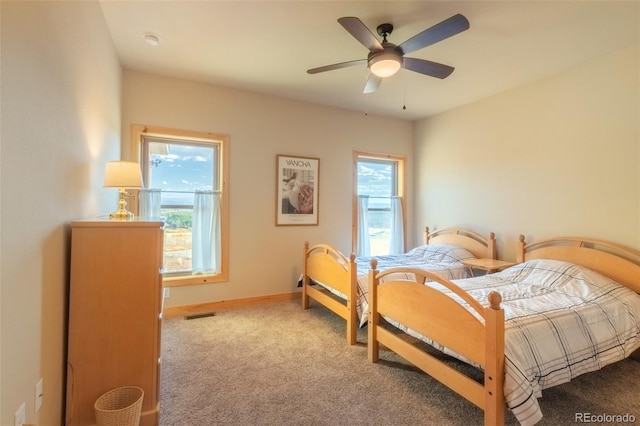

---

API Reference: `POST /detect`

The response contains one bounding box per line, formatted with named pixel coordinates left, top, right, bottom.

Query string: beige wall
left=122, top=71, right=415, bottom=308
left=0, top=2, right=121, bottom=425
left=3, top=2, right=638, bottom=425
left=415, top=45, right=640, bottom=261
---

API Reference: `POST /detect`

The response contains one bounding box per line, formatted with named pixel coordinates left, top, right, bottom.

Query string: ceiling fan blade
left=398, top=14, right=469, bottom=55
left=307, top=59, right=366, bottom=74
left=363, top=74, right=382, bottom=93
left=338, top=17, right=383, bottom=52
left=403, top=57, right=455, bottom=79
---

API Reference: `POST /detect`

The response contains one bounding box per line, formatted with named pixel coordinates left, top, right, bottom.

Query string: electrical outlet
left=164, top=287, right=170, bottom=298
left=14, top=402, right=25, bottom=426
left=35, top=378, right=43, bottom=412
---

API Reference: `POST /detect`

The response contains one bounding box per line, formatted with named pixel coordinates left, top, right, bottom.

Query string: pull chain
left=365, top=93, right=368, bottom=116
left=402, top=66, right=407, bottom=111
left=364, top=71, right=369, bottom=116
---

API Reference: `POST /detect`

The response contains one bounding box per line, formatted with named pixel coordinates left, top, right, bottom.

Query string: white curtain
left=139, top=188, right=161, bottom=219
left=389, top=196, right=405, bottom=255
left=192, top=190, right=221, bottom=274
left=356, top=195, right=371, bottom=257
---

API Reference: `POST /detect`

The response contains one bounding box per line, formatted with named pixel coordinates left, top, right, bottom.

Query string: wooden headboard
left=425, top=226, right=497, bottom=260
left=517, top=235, right=640, bottom=294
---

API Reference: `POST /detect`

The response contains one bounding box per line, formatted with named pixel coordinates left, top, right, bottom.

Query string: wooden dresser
left=66, top=220, right=164, bottom=426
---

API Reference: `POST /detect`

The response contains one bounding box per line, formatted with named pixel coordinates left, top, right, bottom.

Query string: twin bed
left=301, top=230, right=640, bottom=425
left=367, top=235, right=640, bottom=425
left=301, top=227, right=497, bottom=344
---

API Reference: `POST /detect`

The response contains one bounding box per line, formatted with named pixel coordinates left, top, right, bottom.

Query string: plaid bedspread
left=353, top=244, right=476, bottom=327
left=386, top=259, right=640, bottom=426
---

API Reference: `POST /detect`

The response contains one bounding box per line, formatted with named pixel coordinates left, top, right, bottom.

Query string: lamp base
left=110, top=189, right=135, bottom=221
left=109, top=210, right=135, bottom=221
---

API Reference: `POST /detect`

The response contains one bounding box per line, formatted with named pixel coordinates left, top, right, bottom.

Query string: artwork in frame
left=276, top=155, right=319, bottom=226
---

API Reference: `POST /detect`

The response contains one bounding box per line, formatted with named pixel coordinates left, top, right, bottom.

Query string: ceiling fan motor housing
left=367, top=43, right=403, bottom=60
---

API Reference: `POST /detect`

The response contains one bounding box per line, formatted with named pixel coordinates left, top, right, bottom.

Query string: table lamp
left=104, top=161, right=143, bottom=220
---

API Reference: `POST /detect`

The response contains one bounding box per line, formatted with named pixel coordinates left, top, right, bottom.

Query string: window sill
left=163, top=273, right=228, bottom=287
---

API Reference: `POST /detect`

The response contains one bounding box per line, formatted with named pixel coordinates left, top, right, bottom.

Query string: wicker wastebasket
left=94, top=386, right=144, bottom=426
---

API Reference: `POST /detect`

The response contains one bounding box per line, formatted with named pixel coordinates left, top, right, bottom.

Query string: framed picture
left=276, top=155, right=319, bottom=226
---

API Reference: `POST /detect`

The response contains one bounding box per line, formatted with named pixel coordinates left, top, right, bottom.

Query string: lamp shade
left=104, top=161, right=143, bottom=188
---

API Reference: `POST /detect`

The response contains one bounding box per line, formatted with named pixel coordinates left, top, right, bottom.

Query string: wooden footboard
left=302, top=241, right=358, bottom=344
left=367, top=261, right=505, bottom=426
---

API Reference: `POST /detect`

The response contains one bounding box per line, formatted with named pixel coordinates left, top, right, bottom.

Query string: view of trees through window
left=160, top=209, right=194, bottom=273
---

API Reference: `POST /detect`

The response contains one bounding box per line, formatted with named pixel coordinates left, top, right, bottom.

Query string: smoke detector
left=144, top=32, right=160, bottom=47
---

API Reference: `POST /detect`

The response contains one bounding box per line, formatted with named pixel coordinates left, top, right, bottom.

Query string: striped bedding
left=384, top=258, right=640, bottom=425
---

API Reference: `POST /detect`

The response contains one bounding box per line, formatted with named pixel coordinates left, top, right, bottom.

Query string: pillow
left=407, top=244, right=476, bottom=264
left=500, top=258, right=622, bottom=294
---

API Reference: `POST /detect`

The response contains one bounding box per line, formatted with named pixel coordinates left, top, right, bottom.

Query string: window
left=353, top=151, right=405, bottom=256
left=130, top=125, right=229, bottom=286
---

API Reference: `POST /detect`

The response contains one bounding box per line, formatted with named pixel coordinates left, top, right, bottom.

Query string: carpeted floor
left=159, top=299, right=640, bottom=425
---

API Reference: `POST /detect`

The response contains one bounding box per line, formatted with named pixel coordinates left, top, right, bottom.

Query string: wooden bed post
left=424, top=226, right=430, bottom=244
left=347, top=253, right=358, bottom=345
left=487, top=232, right=497, bottom=259
left=367, top=259, right=379, bottom=362
left=302, top=241, right=310, bottom=310
left=484, top=291, right=505, bottom=426
left=516, top=235, right=526, bottom=263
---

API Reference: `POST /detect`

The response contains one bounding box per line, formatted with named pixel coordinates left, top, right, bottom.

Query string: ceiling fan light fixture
left=369, top=53, right=402, bottom=78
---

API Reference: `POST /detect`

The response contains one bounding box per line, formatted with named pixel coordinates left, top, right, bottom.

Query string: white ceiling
left=99, top=1, right=640, bottom=121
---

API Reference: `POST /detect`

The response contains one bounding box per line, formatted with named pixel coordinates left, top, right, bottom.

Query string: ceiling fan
left=307, top=14, right=469, bottom=93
